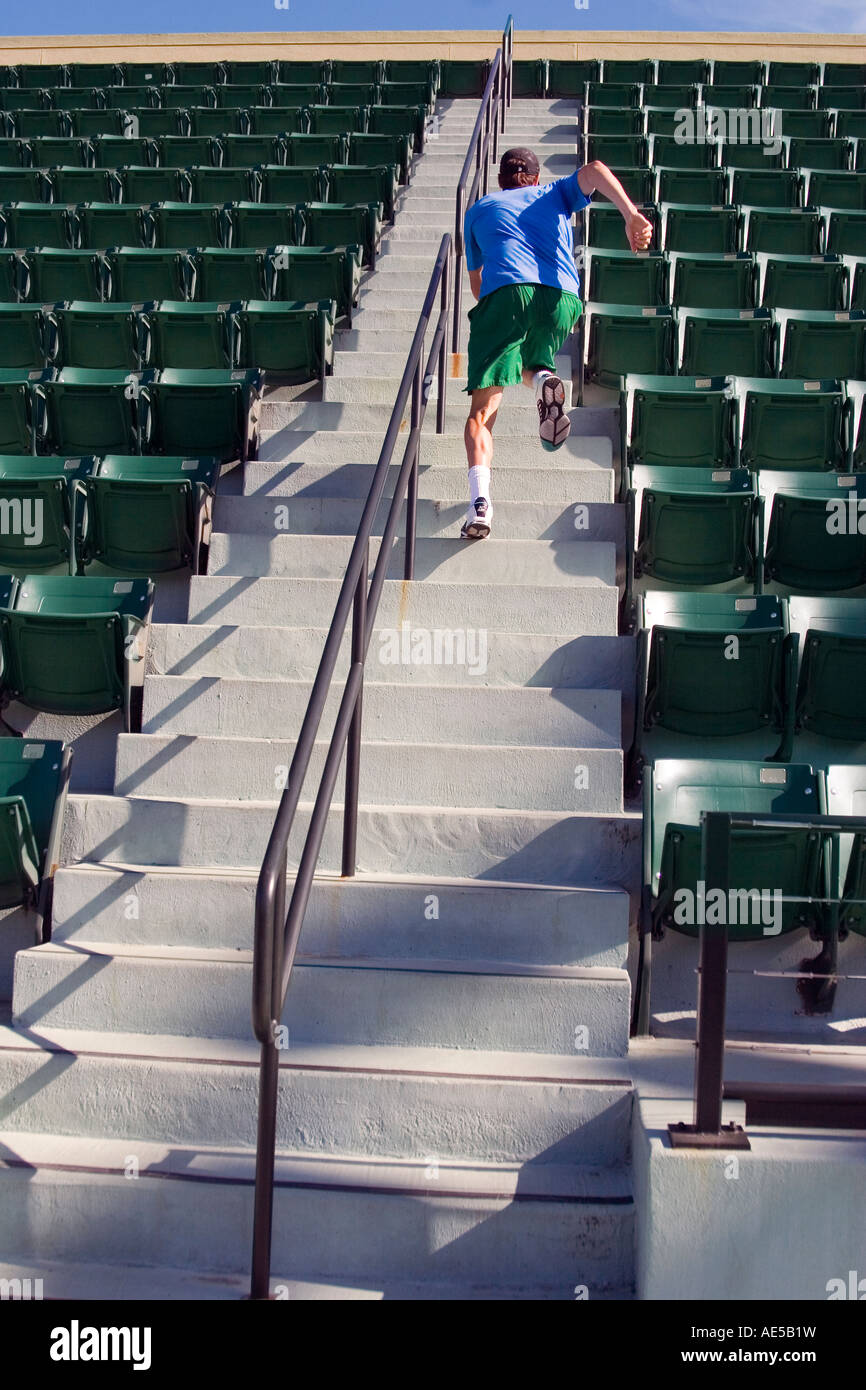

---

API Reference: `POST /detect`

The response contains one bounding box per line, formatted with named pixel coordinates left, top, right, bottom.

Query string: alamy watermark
left=377, top=621, right=488, bottom=675
left=0, top=497, right=43, bottom=547
left=673, top=107, right=782, bottom=159
left=672, top=879, right=783, bottom=936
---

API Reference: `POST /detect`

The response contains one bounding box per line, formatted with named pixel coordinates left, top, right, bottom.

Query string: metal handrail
left=451, top=14, right=514, bottom=352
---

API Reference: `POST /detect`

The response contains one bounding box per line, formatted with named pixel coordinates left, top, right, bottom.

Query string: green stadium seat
left=120, top=63, right=172, bottom=86
left=670, top=251, right=757, bottom=309
left=824, top=208, right=866, bottom=255
left=232, top=299, right=334, bottom=381
left=273, top=245, right=361, bottom=322
left=78, top=453, right=219, bottom=574
left=35, top=367, right=143, bottom=454
left=603, top=59, right=655, bottom=84
left=586, top=248, right=668, bottom=305
left=152, top=201, right=226, bottom=250
left=643, top=84, right=699, bottom=110
left=0, top=368, right=39, bottom=451
left=188, top=107, right=247, bottom=138
left=246, top=106, right=309, bottom=137
left=141, top=300, right=232, bottom=369
left=760, top=84, right=816, bottom=111
left=16, top=65, right=68, bottom=91
left=586, top=108, right=645, bottom=136
left=852, top=263, right=866, bottom=311
left=759, top=252, right=848, bottom=310
left=215, top=85, right=271, bottom=110
left=730, top=168, right=803, bottom=209
left=760, top=472, right=866, bottom=592
left=713, top=60, right=766, bottom=85
left=701, top=83, right=758, bottom=109
left=286, top=132, right=349, bottom=167
left=788, top=137, right=853, bottom=172
left=818, top=86, right=866, bottom=111
left=141, top=367, right=261, bottom=463
left=586, top=203, right=660, bottom=251
left=228, top=200, right=298, bottom=248
left=0, top=89, right=47, bottom=111
left=270, top=83, right=326, bottom=106
left=156, top=134, right=219, bottom=167
left=119, top=166, right=188, bottom=203
left=161, top=86, right=217, bottom=112
left=510, top=61, right=547, bottom=99
left=0, top=736, right=72, bottom=920
left=367, top=105, right=425, bottom=154
left=586, top=82, right=642, bottom=109
left=0, top=303, right=44, bottom=367
left=582, top=304, right=675, bottom=391
left=0, top=249, right=25, bottom=303
left=778, top=308, right=866, bottom=379
left=679, top=307, right=777, bottom=377
left=275, top=62, right=329, bottom=85
left=384, top=61, right=439, bottom=87
left=189, top=166, right=256, bottom=203
left=742, top=206, right=824, bottom=255
left=585, top=134, right=649, bottom=168
left=49, top=166, right=120, bottom=203
left=297, top=201, right=381, bottom=266
left=326, top=163, right=396, bottom=219
left=105, top=247, right=189, bottom=301
left=348, top=131, right=411, bottom=183
left=0, top=455, right=91, bottom=571
left=91, top=135, right=157, bottom=168
left=194, top=248, right=270, bottom=301
left=788, top=596, right=866, bottom=746
left=28, top=249, right=104, bottom=302
left=328, top=84, right=381, bottom=108
left=259, top=165, right=324, bottom=204
left=661, top=203, right=740, bottom=253
left=30, top=136, right=91, bottom=167
left=223, top=61, right=275, bottom=84
left=658, top=60, right=711, bottom=85
left=47, top=300, right=142, bottom=370
left=0, top=202, right=76, bottom=250
left=721, top=138, right=784, bottom=171
left=308, top=106, right=368, bottom=137
left=807, top=171, right=866, bottom=210
left=823, top=63, right=866, bottom=84
left=0, top=572, right=153, bottom=727
left=78, top=201, right=154, bottom=250
left=0, top=137, right=27, bottom=163
left=622, top=373, right=738, bottom=470
left=438, top=61, right=490, bottom=98
left=547, top=60, right=600, bottom=96
left=644, top=109, right=690, bottom=138
left=103, top=87, right=159, bottom=111
left=0, top=170, right=46, bottom=202
left=115, top=109, right=178, bottom=138
left=67, top=63, right=119, bottom=88
left=738, top=376, right=847, bottom=473
left=221, top=134, right=285, bottom=167
left=769, top=60, right=820, bottom=85
left=602, top=168, right=656, bottom=206
left=834, top=112, right=866, bottom=140
left=330, top=60, right=383, bottom=85
left=773, top=110, right=832, bottom=140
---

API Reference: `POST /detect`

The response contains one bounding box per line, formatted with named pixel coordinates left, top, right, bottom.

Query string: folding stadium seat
left=787, top=596, right=866, bottom=745
left=141, top=300, right=232, bottom=369
left=0, top=455, right=91, bottom=571
left=53, top=90, right=104, bottom=113
left=119, top=166, right=188, bottom=203
left=0, top=735, right=71, bottom=920
left=669, top=251, right=757, bottom=309
left=221, top=134, right=285, bottom=168
left=582, top=304, right=675, bottom=391
left=852, top=264, right=866, bottom=311
left=46, top=301, right=142, bottom=370
left=808, top=171, right=866, bottom=209
left=824, top=209, right=866, bottom=255
left=586, top=248, right=668, bottom=306
left=27, top=250, right=104, bottom=302
left=94, top=108, right=170, bottom=138
left=76, top=453, right=218, bottom=576
left=774, top=110, right=832, bottom=140
left=622, top=373, right=738, bottom=470
left=679, top=307, right=777, bottom=377
left=348, top=131, right=411, bottom=184
left=586, top=203, right=660, bottom=250
left=630, top=591, right=796, bottom=780
left=0, top=136, right=28, bottom=164
left=367, top=106, right=425, bottom=154
left=823, top=62, right=866, bottom=85
left=547, top=60, right=600, bottom=96
left=50, top=166, right=120, bottom=204
left=161, top=86, right=217, bottom=112
left=742, top=206, right=824, bottom=255
left=34, top=367, right=143, bottom=454
left=327, top=164, right=397, bottom=220
left=603, top=168, right=657, bottom=206
left=602, top=59, right=655, bottom=84
left=297, top=202, right=381, bottom=267
left=103, top=86, right=160, bottom=111
left=189, top=166, right=256, bottom=204
left=0, top=203, right=76, bottom=250
left=585, top=134, right=649, bottom=169
left=759, top=85, right=816, bottom=111
left=737, top=377, right=847, bottom=473
left=788, top=137, right=853, bottom=172
left=271, top=82, right=325, bottom=106
left=759, top=472, right=866, bottom=591
left=713, top=60, right=766, bottom=85
left=152, top=202, right=226, bottom=250
left=659, top=59, right=711, bottom=85
left=0, top=303, right=45, bottom=367
left=228, top=200, right=297, bottom=247
left=818, top=86, right=866, bottom=111
left=170, top=62, right=225, bottom=86
left=661, top=203, right=740, bottom=254
left=383, top=60, right=439, bottom=88
left=778, top=308, right=866, bottom=379
left=762, top=251, right=850, bottom=310
left=16, top=65, right=69, bottom=90
left=232, top=299, right=334, bottom=381
left=78, top=202, right=154, bottom=250
left=194, top=248, right=270, bottom=301
left=586, top=108, right=645, bottom=137
left=141, top=367, right=260, bottom=463
left=768, top=57, right=820, bottom=85
left=223, top=61, right=276, bottom=85
left=287, top=133, right=349, bottom=167
left=377, top=82, right=434, bottom=114
left=156, top=134, right=220, bottom=167
left=276, top=60, right=329, bottom=84
left=701, top=83, right=758, bottom=109
left=188, top=107, right=247, bottom=137
left=67, top=63, right=120, bottom=88
left=643, top=84, right=699, bottom=110
left=510, top=61, right=547, bottom=99
left=586, top=82, right=642, bottom=110
left=328, top=84, right=381, bottom=109
left=0, top=251, right=24, bottom=302
left=0, top=169, right=45, bottom=203
left=730, top=168, right=803, bottom=209
left=259, top=165, right=324, bottom=204
left=308, top=106, right=368, bottom=138
left=11, top=112, right=72, bottom=140
left=0, top=89, right=47, bottom=111
left=215, top=85, right=271, bottom=109
left=438, top=61, right=490, bottom=98
left=92, top=135, right=157, bottom=167
left=652, top=135, right=719, bottom=171
left=643, top=109, right=687, bottom=138
left=0, top=369, right=38, bottom=451
left=246, top=106, right=308, bottom=137
left=30, top=136, right=91, bottom=167
left=0, top=573, right=153, bottom=727
left=122, top=63, right=171, bottom=86
left=834, top=111, right=866, bottom=140
left=273, top=246, right=362, bottom=323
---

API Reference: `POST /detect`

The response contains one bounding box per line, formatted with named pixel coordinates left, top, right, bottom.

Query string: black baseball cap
left=499, top=146, right=540, bottom=180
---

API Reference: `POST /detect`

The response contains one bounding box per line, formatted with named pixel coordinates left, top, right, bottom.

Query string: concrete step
left=185, top=574, right=619, bottom=634
left=51, top=865, right=629, bottom=967
left=241, top=459, right=615, bottom=504
left=329, top=349, right=571, bottom=385
left=258, top=401, right=582, bottom=433
left=149, top=623, right=634, bottom=693
left=205, top=533, right=615, bottom=584
left=0, top=1133, right=634, bottom=1291
left=12, top=942, right=632, bottom=1055
left=115, top=736, right=623, bottom=814
left=0, top=1025, right=633, bottom=1161
left=323, top=373, right=573, bottom=405
left=58, top=792, right=641, bottom=886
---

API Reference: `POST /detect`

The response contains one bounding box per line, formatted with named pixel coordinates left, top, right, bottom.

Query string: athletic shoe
left=460, top=496, right=492, bottom=539
left=536, top=374, right=571, bottom=452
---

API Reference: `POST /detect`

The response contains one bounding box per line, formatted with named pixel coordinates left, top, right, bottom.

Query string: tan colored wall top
left=0, top=29, right=863, bottom=64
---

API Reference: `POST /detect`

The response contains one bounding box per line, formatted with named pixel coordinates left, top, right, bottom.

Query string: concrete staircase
left=0, top=99, right=640, bottom=1299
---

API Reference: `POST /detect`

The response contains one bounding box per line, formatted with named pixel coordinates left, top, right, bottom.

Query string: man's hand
left=625, top=210, right=653, bottom=253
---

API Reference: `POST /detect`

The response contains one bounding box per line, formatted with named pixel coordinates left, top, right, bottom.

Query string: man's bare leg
left=462, top=385, right=502, bottom=538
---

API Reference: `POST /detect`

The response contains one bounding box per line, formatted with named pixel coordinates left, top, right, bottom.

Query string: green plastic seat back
left=702, top=84, right=757, bottom=107
left=153, top=202, right=225, bottom=250
left=287, top=133, right=347, bottom=167
left=307, top=105, right=366, bottom=137
left=777, top=110, right=832, bottom=139
left=0, top=471, right=70, bottom=569
left=835, top=112, right=866, bottom=139
left=743, top=206, right=823, bottom=255
left=259, top=166, right=323, bottom=204
left=171, top=62, right=223, bottom=85
left=721, top=138, right=784, bottom=170
left=39, top=368, right=139, bottom=454
left=730, top=169, right=803, bottom=209
left=547, top=60, right=600, bottom=96
left=221, top=135, right=282, bottom=168
left=367, top=106, right=424, bottom=151
left=626, top=374, right=736, bottom=469
left=105, top=247, right=188, bottom=302
left=50, top=301, right=141, bottom=370
left=587, top=108, right=644, bottom=136
left=825, top=210, right=866, bottom=256
left=229, top=200, right=298, bottom=248
left=91, top=136, right=156, bottom=168
left=739, top=377, right=845, bottom=472
left=384, top=61, right=438, bottom=85
left=274, top=246, right=359, bottom=319
left=3, top=202, right=72, bottom=249
left=121, top=108, right=178, bottom=138
left=331, top=60, right=383, bottom=85
left=761, top=84, right=815, bottom=110
left=31, top=137, right=90, bottom=166
left=714, top=60, right=765, bottom=84
left=586, top=82, right=642, bottom=109
left=14, top=112, right=70, bottom=138
left=809, top=172, right=866, bottom=211
left=78, top=203, right=150, bottom=252
left=215, top=85, right=269, bottom=109
left=762, top=472, right=866, bottom=589
left=680, top=308, right=775, bottom=377
left=0, top=304, right=44, bottom=368
left=586, top=249, right=667, bottom=306
left=234, top=299, right=332, bottom=377
left=348, top=132, right=410, bottom=182
left=50, top=167, right=115, bottom=203
left=245, top=107, right=306, bottom=137
left=121, top=167, right=186, bottom=203
left=670, top=252, right=756, bottom=309
left=779, top=309, right=866, bottom=379
left=789, top=596, right=866, bottom=741
left=656, top=168, right=727, bottom=205
left=196, top=249, right=267, bottom=301
left=790, top=137, right=851, bottom=171
left=327, top=162, right=395, bottom=218
left=0, top=170, right=44, bottom=202
left=633, top=463, right=755, bottom=585
left=144, top=368, right=254, bottom=461
left=760, top=253, right=848, bottom=310
left=162, top=85, right=216, bottom=112
left=82, top=473, right=194, bottom=572
left=328, top=84, right=379, bottom=108
left=585, top=134, right=649, bottom=167
left=0, top=250, right=24, bottom=304
left=188, top=107, right=245, bottom=137
left=145, top=300, right=231, bottom=369
left=662, top=203, right=739, bottom=254
left=0, top=737, right=67, bottom=904
left=644, top=83, right=699, bottom=109
left=0, top=368, right=35, bottom=451
left=652, top=134, right=717, bottom=169
left=298, top=202, right=379, bottom=265
left=189, top=167, right=253, bottom=203
left=439, top=61, right=491, bottom=98
left=223, top=62, right=275, bottom=84
left=157, top=135, right=217, bottom=167
left=275, top=62, right=328, bottom=84
left=586, top=306, right=674, bottom=387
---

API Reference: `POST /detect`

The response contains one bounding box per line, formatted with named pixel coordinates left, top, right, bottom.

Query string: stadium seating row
left=584, top=134, right=866, bottom=170
left=586, top=202, right=866, bottom=256
left=588, top=248, right=866, bottom=311
left=589, top=169, right=866, bottom=211
left=0, top=58, right=478, bottom=93
left=0, top=86, right=437, bottom=116
left=586, top=106, right=866, bottom=138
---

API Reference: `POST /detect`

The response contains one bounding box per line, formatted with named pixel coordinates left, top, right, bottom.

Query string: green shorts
left=465, top=282, right=582, bottom=393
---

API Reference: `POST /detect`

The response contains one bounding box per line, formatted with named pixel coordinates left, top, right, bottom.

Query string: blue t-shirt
left=464, top=170, right=592, bottom=300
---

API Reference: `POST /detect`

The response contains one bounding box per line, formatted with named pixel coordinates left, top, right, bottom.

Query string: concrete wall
left=0, top=30, right=863, bottom=65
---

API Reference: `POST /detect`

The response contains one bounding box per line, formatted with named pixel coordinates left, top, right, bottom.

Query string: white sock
left=532, top=369, right=554, bottom=397
left=468, top=464, right=491, bottom=506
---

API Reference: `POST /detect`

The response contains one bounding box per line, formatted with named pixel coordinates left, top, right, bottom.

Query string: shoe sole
left=537, top=376, right=571, bottom=451
left=460, top=520, right=491, bottom=539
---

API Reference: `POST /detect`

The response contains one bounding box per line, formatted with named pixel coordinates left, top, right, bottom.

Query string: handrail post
left=452, top=186, right=464, bottom=353
left=404, top=359, right=422, bottom=580
left=341, top=548, right=367, bottom=877
left=249, top=850, right=285, bottom=1299
left=437, top=250, right=451, bottom=433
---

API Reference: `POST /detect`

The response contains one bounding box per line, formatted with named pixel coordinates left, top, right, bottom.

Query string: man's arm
left=469, top=268, right=483, bottom=301
left=577, top=160, right=653, bottom=252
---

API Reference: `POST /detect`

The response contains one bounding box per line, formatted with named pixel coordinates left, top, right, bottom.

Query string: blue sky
left=3, top=0, right=864, bottom=35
